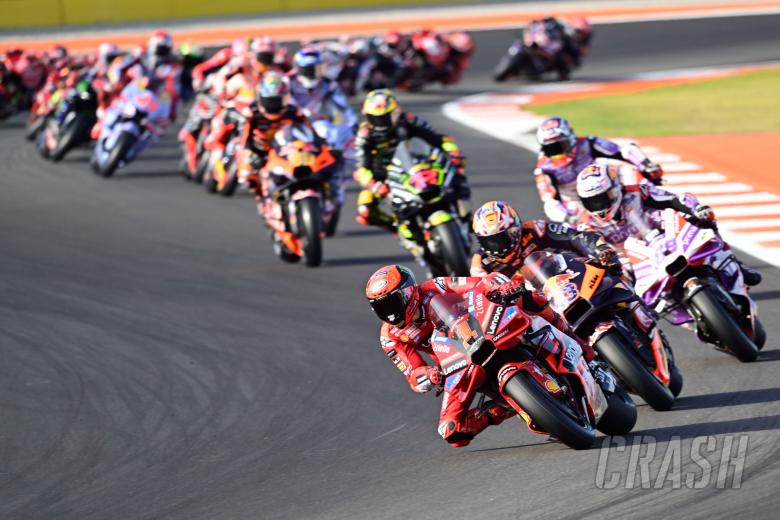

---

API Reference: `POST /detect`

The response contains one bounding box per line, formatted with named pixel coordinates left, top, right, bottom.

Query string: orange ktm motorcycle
left=260, top=123, right=338, bottom=267
left=521, top=250, right=682, bottom=411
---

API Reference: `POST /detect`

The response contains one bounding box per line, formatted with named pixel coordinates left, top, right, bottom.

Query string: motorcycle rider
left=469, top=199, right=619, bottom=278
left=353, top=88, right=469, bottom=230
left=535, top=116, right=663, bottom=224
left=575, top=161, right=762, bottom=286
left=365, top=264, right=616, bottom=447
left=237, top=71, right=311, bottom=193
left=289, top=47, right=357, bottom=126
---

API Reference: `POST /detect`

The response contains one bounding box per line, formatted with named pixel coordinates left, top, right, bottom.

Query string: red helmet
left=384, top=31, right=403, bottom=49
left=366, top=265, right=420, bottom=326
left=251, top=36, right=278, bottom=66
left=447, top=31, right=474, bottom=54
left=148, top=30, right=173, bottom=58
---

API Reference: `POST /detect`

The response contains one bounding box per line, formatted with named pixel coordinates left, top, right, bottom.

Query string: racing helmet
left=447, top=32, right=475, bottom=54
left=148, top=30, right=173, bottom=59
left=251, top=36, right=278, bottom=66
left=536, top=116, right=577, bottom=160
left=472, top=201, right=523, bottom=262
left=362, top=89, right=400, bottom=134
left=256, top=70, right=289, bottom=120
left=576, top=161, right=623, bottom=221
left=97, top=42, right=120, bottom=67
left=294, top=47, right=323, bottom=89
left=365, top=265, right=421, bottom=326
left=569, top=17, right=593, bottom=45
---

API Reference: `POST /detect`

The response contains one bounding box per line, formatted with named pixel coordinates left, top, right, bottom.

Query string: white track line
left=649, top=153, right=682, bottom=163
left=720, top=219, right=780, bottom=230
left=663, top=172, right=728, bottom=184
left=702, top=192, right=780, bottom=206
left=714, top=204, right=780, bottom=217
left=665, top=182, right=754, bottom=194
left=736, top=231, right=780, bottom=243
left=662, top=162, right=703, bottom=172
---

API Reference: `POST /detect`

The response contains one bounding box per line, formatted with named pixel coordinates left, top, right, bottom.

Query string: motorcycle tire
left=595, top=329, right=675, bottom=411
left=218, top=162, right=239, bottom=197
left=493, top=53, right=519, bottom=82
left=51, top=115, right=90, bottom=162
left=689, top=287, right=759, bottom=362
left=35, top=123, right=51, bottom=159
left=324, top=204, right=341, bottom=238
left=298, top=197, right=323, bottom=267
left=204, top=176, right=218, bottom=194
left=26, top=114, right=43, bottom=141
left=669, top=364, right=683, bottom=397
left=433, top=220, right=470, bottom=276
left=99, top=132, right=136, bottom=178
left=596, top=385, right=637, bottom=436
left=193, top=151, right=210, bottom=184
left=503, top=372, right=595, bottom=450
left=753, top=317, right=766, bottom=351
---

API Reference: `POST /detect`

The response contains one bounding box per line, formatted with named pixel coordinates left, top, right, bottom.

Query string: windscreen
left=521, top=250, right=568, bottom=289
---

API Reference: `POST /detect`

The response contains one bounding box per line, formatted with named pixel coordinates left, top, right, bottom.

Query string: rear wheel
left=324, top=204, right=341, bottom=237
left=433, top=220, right=470, bottom=276
left=51, top=115, right=91, bottom=161
left=753, top=317, right=766, bottom=351
left=689, top=287, right=759, bottom=362
left=218, top=161, right=239, bottom=197
left=595, top=329, right=675, bottom=411
left=99, top=132, right=136, bottom=178
left=503, top=372, right=595, bottom=450
left=596, top=385, right=637, bottom=436
left=193, top=151, right=210, bottom=184
left=26, top=114, right=43, bottom=141
left=297, top=197, right=323, bottom=267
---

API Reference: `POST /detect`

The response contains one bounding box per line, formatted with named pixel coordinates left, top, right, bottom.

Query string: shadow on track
left=752, top=290, right=780, bottom=301
left=626, top=414, right=780, bottom=442
left=757, top=349, right=780, bottom=362
left=325, top=254, right=409, bottom=267
left=672, top=386, right=780, bottom=410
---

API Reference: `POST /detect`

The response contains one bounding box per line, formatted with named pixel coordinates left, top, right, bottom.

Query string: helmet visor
left=366, top=113, right=392, bottom=130
left=541, top=140, right=569, bottom=157
left=477, top=229, right=516, bottom=258
left=368, top=287, right=412, bottom=325
left=581, top=191, right=614, bottom=217
left=298, top=64, right=317, bottom=79
left=261, top=96, right=284, bottom=114
left=255, top=51, right=274, bottom=65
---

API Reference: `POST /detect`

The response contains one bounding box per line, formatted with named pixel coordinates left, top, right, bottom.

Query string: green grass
left=528, top=68, right=780, bottom=136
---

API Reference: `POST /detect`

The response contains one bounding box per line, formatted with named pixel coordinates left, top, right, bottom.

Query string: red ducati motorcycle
left=429, top=282, right=636, bottom=450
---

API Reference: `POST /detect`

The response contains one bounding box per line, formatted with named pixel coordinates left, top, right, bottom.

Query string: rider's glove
left=370, top=180, right=389, bottom=197
left=411, top=366, right=442, bottom=393
left=693, top=204, right=715, bottom=222
left=641, top=159, right=664, bottom=185
left=593, top=244, right=620, bottom=269
left=486, top=280, right=526, bottom=306
left=353, top=166, right=375, bottom=187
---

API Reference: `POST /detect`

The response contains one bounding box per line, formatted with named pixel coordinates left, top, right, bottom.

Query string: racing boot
left=356, top=189, right=396, bottom=231
left=588, top=360, right=617, bottom=394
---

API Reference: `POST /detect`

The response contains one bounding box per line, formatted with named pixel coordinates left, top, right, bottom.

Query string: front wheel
left=99, top=132, right=136, bottom=178
left=493, top=52, right=520, bottom=82
left=597, top=385, right=637, bottom=436
left=503, top=372, right=596, bottom=450
left=432, top=220, right=470, bottom=276
left=297, top=197, right=323, bottom=267
left=595, top=329, right=675, bottom=411
left=51, top=114, right=91, bottom=162
left=689, top=287, right=759, bottom=362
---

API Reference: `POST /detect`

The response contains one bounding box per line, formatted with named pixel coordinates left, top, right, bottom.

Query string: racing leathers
left=289, top=76, right=356, bottom=207
left=354, top=112, right=470, bottom=229
left=238, top=104, right=311, bottom=195
left=536, top=137, right=662, bottom=224
left=379, top=273, right=591, bottom=447
left=470, top=219, right=611, bottom=278
left=576, top=183, right=762, bottom=285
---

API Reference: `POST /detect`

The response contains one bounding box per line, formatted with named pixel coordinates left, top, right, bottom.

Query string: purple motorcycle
left=623, top=209, right=764, bottom=362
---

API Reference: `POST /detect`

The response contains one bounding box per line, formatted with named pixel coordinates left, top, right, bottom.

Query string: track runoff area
left=2, top=2, right=780, bottom=520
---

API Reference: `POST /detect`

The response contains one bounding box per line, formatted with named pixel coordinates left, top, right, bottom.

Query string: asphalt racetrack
left=2, top=14, right=780, bottom=520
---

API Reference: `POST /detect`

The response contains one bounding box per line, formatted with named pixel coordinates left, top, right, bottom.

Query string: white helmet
left=576, top=161, right=623, bottom=221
